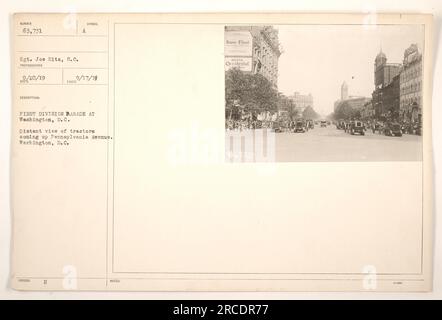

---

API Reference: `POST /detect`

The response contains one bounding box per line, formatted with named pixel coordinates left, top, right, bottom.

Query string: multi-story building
left=372, top=50, right=402, bottom=118
left=334, top=96, right=371, bottom=118
left=400, top=44, right=422, bottom=123
left=341, top=81, right=348, bottom=100
left=225, top=26, right=281, bottom=88
left=334, top=81, right=349, bottom=112
left=374, top=50, right=401, bottom=89
left=288, top=92, right=313, bottom=114
left=334, top=81, right=370, bottom=117
left=346, top=96, right=372, bottom=111
left=382, top=74, right=401, bottom=118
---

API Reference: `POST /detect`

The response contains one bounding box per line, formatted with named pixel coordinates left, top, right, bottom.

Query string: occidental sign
left=225, top=57, right=253, bottom=72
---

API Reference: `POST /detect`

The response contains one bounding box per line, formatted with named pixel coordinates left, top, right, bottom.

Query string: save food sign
left=225, top=31, right=253, bottom=72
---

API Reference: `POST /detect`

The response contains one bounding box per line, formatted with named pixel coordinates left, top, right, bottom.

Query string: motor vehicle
left=273, top=121, right=284, bottom=133
left=320, top=120, right=327, bottom=127
left=337, top=120, right=346, bottom=130
left=294, top=120, right=307, bottom=133
left=349, top=121, right=365, bottom=135
left=384, top=123, right=402, bottom=137
left=372, top=122, right=382, bottom=134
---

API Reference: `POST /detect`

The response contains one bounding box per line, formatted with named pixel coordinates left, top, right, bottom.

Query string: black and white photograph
left=225, top=25, right=424, bottom=162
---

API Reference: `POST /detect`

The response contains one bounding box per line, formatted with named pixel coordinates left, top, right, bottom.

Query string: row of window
left=253, top=44, right=278, bottom=69
left=400, top=96, right=421, bottom=107
left=400, top=81, right=421, bottom=95
left=401, top=65, right=422, bottom=82
left=257, top=61, right=278, bottom=80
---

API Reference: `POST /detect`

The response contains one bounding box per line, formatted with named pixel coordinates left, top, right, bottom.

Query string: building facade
left=374, top=50, right=401, bottom=88
left=400, top=44, right=422, bottom=123
left=346, top=96, right=372, bottom=111
left=341, top=81, right=348, bottom=100
left=225, top=26, right=281, bottom=88
left=372, top=50, right=402, bottom=118
left=382, top=74, right=401, bottom=118
left=288, top=92, right=313, bottom=114
left=334, top=96, right=371, bottom=118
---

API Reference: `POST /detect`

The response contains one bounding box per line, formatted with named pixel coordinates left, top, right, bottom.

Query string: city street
left=224, top=26, right=424, bottom=163
left=274, top=125, right=422, bottom=162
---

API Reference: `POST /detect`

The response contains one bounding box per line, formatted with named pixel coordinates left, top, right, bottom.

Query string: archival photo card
left=10, top=13, right=433, bottom=292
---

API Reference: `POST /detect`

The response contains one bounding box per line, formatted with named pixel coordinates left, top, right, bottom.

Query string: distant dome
left=376, top=51, right=386, bottom=60
left=375, top=50, right=387, bottom=67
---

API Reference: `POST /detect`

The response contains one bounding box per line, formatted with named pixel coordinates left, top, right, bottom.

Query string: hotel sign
left=225, top=57, right=253, bottom=72
left=224, top=31, right=253, bottom=56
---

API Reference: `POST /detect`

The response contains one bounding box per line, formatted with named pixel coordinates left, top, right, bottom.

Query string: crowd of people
left=225, top=119, right=275, bottom=131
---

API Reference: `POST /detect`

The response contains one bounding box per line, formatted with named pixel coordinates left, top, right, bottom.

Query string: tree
left=225, top=68, right=246, bottom=104
left=247, top=73, right=279, bottom=115
left=225, top=68, right=279, bottom=119
left=302, top=106, right=319, bottom=119
left=334, top=101, right=359, bottom=120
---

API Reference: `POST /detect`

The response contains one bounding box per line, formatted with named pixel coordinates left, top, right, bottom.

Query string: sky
left=276, top=24, right=424, bottom=116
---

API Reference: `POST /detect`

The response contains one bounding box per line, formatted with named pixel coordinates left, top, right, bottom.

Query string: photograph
left=225, top=25, right=424, bottom=162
